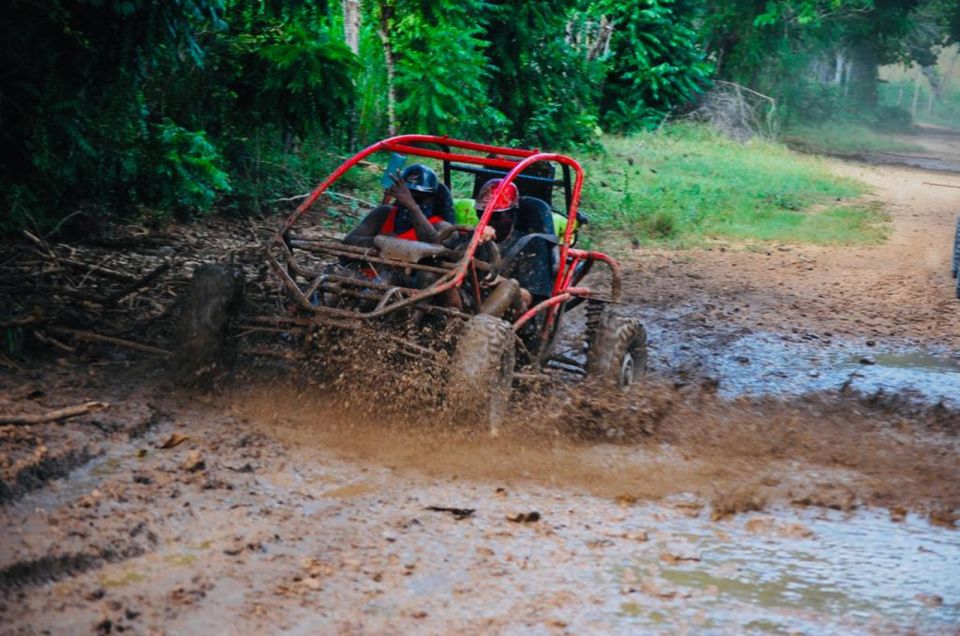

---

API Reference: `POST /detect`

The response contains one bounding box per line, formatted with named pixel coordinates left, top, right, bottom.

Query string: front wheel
left=447, top=314, right=516, bottom=434
left=585, top=305, right=647, bottom=388
left=952, top=216, right=960, bottom=280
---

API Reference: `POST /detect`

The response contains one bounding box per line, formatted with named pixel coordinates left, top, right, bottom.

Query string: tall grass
left=580, top=124, right=885, bottom=247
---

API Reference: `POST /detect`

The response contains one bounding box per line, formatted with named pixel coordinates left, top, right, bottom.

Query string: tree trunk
left=343, top=0, right=361, bottom=149
left=847, top=42, right=879, bottom=108
left=920, top=65, right=943, bottom=102
left=377, top=2, right=397, bottom=136
left=912, top=70, right=922, bottom=118
left=343, top=0, right=361, bottom=55
left=832, top=52, right=845, bottom=86
left=942, top=48, right=959, bottom=94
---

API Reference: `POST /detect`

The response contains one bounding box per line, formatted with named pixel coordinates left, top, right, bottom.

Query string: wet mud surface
left=2, top=139, right=960, bottom=634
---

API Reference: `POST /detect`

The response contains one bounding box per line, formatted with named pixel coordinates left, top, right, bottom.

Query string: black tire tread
left=952, top=216, right=960, bottom=280
left=585, top=306, right=647, bottom=387
left=448, top=315, right=515, bottom=430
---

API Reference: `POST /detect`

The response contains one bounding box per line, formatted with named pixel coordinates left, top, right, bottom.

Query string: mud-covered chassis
left=186, top=136, right=647, bottom=428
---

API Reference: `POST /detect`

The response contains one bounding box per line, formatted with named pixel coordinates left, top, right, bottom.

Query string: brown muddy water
left=3, top=294, right=959, bottom=633
left=644, top=314, right=960, bottom=406
left=7, top=407, right=959, bottom=635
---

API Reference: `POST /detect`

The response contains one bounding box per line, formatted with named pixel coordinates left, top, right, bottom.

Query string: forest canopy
left=2, top=0, right=959, bottom=230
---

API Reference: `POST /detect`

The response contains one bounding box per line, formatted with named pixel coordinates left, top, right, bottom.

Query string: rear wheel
left=585, top=304, right=647, bottom=388
left=448, top=315, right=516, bottom=434
left=174, top=264, right=245, bottom=385
left=952, top=216, right=960, bottom=280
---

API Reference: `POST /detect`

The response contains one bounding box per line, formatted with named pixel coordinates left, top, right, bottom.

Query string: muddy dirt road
left=623, top=141, right=960, bottom=402
left=2, top=137, right=959, bottom=634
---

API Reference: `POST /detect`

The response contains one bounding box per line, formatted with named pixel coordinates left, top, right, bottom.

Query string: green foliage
left=594, top=0, right=713, bottom=132
left=227, top=4, right=358, bottom=138
left=481, top=1, right=605, bottom=149
left=152, top=121, right=232, bottom=212
left=1, top=0, right=232, bottom=228
left=695, top=0, right=923, bottom=121
left=391, top=0, right=495, bottom=136
left=6, top=0, right=941, bottom=238
left=580, top=124, right=880, bottom=246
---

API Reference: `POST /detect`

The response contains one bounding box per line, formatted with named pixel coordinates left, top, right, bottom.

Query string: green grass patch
left=782, top=121, right=924, bottom=155
left=580, top=123, right=884, bottom=246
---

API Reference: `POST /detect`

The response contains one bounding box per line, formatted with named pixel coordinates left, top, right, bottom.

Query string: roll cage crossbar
left=267, top=134, right=621, bottom=325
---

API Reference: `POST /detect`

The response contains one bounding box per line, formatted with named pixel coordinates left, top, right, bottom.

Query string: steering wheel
left=436, top=224, right=501, bottom=279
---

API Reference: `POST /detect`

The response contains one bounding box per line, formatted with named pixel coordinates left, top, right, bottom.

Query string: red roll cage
left=267, top=134, right=621, bottom=332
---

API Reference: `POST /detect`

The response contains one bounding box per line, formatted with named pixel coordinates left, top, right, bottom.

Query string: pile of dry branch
left=686, top=80, right=779, bottom=142
left=0, top=219, right=271, bottom=370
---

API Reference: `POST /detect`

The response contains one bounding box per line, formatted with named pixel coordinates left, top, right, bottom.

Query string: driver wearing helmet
left=344, top=164, right=455, bottom=247
left=467, top=179, right=535, bottom=316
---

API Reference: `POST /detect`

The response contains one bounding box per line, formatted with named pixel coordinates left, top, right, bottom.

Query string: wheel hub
left=619, top=352, right=635, bottom=387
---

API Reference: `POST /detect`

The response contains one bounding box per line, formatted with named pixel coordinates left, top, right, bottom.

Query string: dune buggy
left=178, top=135, right=646, bottom=429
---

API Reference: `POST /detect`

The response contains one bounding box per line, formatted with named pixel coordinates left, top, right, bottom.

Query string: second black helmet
left=401, top=164, right=439, bottom=194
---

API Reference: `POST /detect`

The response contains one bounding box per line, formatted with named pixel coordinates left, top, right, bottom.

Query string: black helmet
left=401, top=164, right=438, bottom=194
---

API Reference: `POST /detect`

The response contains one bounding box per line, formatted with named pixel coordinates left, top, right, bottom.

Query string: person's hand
left=386, top=172, right=417, bottom=210
left=477, top=225, right=496, bottom=244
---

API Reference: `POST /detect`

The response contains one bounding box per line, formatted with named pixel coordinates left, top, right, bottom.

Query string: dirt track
left=1, top=132, right=959, bottom=634
left=621, top=155, right=960, bottom=350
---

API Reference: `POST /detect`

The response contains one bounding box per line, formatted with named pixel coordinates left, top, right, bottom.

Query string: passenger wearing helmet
left=344, top=164, right=455, bottom=247
left=475, top=179, right=556, bottom=295
left=462, top=179, right=540, bottom=317
left=475, top=178, right=521, bottom=244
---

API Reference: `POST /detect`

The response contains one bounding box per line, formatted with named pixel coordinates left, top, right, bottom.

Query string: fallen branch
left=32, top=329, right=76, bottom=353
left=0, top=354, right=23, bottom=371
left=272, top=190, right=377, bottom=209
left=922, top=181, right=960, bottom=190
left=0, top=315, right=41, bottom=329
left=0, top=401, right=109, bottom=425
left=104, top=260, right=172, bottom=304
left=59, top=257, right=142, bottom=283
left=48, top=327, right=172, bottom=357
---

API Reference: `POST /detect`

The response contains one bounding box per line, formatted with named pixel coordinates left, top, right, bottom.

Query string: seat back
left=514, top=196, right=556, bottom=236
left=471, top=161, right=556, bottom=208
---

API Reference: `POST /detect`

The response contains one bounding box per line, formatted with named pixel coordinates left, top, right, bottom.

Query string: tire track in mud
left=0, top=398, right=164, bottom=505
left=0, top=545, right=150, bottom=592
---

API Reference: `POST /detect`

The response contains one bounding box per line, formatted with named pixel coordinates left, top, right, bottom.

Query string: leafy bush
left=151, top=121, right=231, bottom=213
left=871, top=105, right=913, bottom=132
left=596, top=0, right=712, bottom=133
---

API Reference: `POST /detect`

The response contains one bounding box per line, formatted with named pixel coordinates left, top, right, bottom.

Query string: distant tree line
left=2, top=0, right=958, bottom=230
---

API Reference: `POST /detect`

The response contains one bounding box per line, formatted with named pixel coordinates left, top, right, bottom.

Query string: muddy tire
left=448, top=314, right=516, bottom=433
left=952, top=216, right=960, bottom=280
left=585, top=305, right=647, bottom=388
left=174, top=264, right=245, bottom=385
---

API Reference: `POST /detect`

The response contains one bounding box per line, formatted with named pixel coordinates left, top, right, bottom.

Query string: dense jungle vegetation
left=2, top=0, right=959, bottom=235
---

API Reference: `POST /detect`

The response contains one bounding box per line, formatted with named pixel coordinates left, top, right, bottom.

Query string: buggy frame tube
left=271, top=134, right=616, bottom=322
left=512, top=287, right=593, bottom=331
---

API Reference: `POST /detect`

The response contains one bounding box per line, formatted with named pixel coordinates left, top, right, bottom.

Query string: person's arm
left=385, top=174, right=440, bottom=243
left=442, top=225, right=496, bottom=249
left=343, top=206, right=391, bottom=247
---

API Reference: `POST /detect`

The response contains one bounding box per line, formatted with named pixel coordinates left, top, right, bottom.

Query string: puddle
left=642, top=313, right=960, bottom=405
left=603, top=506, right=960, bottom=634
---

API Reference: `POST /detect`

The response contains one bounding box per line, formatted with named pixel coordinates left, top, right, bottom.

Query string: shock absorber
left=585, top=299, right=605, bottom=352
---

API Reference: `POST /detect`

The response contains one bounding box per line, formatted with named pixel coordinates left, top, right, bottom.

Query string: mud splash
left=227, top=377, right=960, bottom=518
